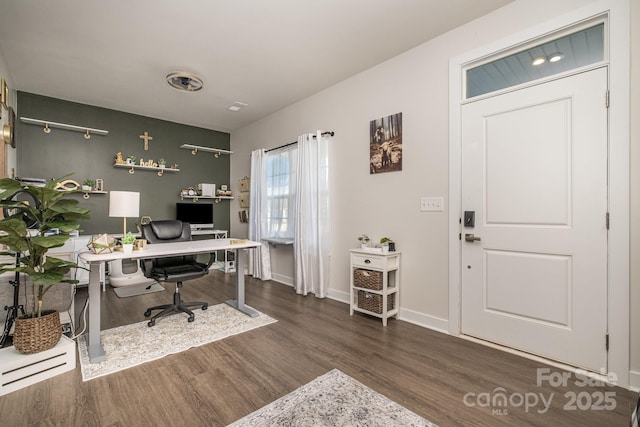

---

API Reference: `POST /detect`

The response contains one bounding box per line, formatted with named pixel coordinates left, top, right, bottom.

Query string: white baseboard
left=630, top=370, right=640, bottom=392
left=271, top=273, right=293, bottom=287
left=398, top=307, right=449, bottom=334
left=327, top=288, right=349, bottom=303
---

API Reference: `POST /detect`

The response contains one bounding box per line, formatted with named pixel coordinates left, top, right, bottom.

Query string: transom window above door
left=465, top=22, right=605, bottom=99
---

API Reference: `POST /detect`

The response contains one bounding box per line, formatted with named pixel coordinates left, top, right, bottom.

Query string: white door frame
left=448, top=0, right=630, bottom=387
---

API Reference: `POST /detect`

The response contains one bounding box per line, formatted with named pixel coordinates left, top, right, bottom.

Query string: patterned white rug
left=77, top=303, right=276, bottom=381
left=230, top=369, right=438, bottom=426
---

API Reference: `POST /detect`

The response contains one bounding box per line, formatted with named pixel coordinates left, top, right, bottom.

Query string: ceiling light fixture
left=548, top=53, right=565, bottom=63
left=532, top=57, right=546, bottom=66
left=166, top=71, right=203, bottom=92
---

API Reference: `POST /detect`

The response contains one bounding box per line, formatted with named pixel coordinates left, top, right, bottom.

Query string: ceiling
left=0, top=0, right=512, bottom=133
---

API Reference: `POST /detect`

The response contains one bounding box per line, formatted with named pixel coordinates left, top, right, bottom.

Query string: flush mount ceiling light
left=549, top=52, right=565, bottom=63
left=532, top=57, right=546, bottom=66
left=166, top=71, right=203, bottom=92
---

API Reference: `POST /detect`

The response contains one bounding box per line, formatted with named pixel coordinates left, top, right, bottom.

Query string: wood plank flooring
left=0, top=270, right=636, bottom=426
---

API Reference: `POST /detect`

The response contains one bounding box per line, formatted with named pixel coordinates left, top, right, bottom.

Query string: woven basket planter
left=13, top=310, right=62, bottom=354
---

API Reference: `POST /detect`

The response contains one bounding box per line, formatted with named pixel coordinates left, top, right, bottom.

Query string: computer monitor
left=175, top=202, right=213, bottom=230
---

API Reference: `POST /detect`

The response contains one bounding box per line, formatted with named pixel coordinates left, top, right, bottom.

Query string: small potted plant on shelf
left=120, top=232, right=137, bottom=254
left=0, top=176, right=90, bottom=354
left=127, top=155, right=137, bottom=165
left=82, top=179, right=94, bottom=192
left=158, top=158, right=166, bottom=168
left=358, top=234, right=370, bottom=249
left=380, top=237, right=395, bottom=252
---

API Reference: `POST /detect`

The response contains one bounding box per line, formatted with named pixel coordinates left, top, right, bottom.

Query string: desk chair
left=140, top=220, right=214, bottom=327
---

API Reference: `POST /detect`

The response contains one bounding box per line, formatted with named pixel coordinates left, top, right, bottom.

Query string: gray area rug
left=230, top=369, right=437, bottom=426
left=77, top=303, right=276, bottom=381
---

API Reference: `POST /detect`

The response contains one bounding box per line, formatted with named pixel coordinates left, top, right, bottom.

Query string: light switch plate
left=421, top=197, right=444, bottom=212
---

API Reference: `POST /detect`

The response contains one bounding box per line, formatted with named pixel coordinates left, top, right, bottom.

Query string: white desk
left=79, top=238, right=261, bottom=363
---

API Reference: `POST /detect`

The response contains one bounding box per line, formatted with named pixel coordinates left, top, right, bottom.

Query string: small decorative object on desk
left=357, top=234, right=370, bottom=249
left=120, top=232, right=136, bottom=254
left=380, top=237, right=394, bottom=252
left=158, top=157, right=166, bottom=168
left=89, top=234, right=116, bottom=254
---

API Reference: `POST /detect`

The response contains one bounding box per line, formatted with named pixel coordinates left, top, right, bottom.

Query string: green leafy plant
left=158, top=157, right=166, bottom=166
left=120, top=232, right=136, bottom=245
left=380, top=237, right=393, bottom=244
left=358, top=234, right=370, bottom=244
left=127, top=155, right=137, bottom=163
left=82, top=179, right=94, bottom=188
left=0, top=177, right=90, bottom=317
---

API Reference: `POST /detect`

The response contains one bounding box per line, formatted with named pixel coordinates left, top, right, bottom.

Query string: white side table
left=349, top=249, right=401, bottom=326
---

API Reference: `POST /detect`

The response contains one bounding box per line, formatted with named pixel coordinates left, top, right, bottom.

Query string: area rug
left=229, top=369, right=437, bottom=426
left=77, top=303, right=276, bottom=381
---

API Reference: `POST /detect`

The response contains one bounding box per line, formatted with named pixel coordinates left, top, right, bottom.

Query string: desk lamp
left=109, top=191, right=140, bottom=237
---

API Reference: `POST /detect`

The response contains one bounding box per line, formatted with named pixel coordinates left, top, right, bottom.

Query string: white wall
left=230, top=0, right=639, bottom=383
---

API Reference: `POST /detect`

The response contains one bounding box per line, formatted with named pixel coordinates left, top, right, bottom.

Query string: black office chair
left=140, top=220, right=214, bottom=327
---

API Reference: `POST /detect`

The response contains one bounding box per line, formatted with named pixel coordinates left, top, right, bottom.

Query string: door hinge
left=606, top=212, right=610, bottom=229
left=606, top=333, right=609, bottom=351
left=605, top=90, right=610, bottom=108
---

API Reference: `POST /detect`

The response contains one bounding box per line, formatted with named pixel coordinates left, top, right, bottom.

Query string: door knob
left=465, top=233, right=481, bottom=242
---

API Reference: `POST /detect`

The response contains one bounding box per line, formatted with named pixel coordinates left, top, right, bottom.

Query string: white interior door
left=461, top=68, right=608, bottom=372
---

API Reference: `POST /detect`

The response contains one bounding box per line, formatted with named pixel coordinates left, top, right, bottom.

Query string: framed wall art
left=369, top=112, right=402, bottom=174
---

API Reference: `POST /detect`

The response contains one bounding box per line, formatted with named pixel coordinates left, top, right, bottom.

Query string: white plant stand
left=0, top=335, right=76, bottom=396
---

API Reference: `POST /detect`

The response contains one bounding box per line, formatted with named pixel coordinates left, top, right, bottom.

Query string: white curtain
left=249, top=149, right=272, bottom=280
left=294, top=131, right=331, bottom=297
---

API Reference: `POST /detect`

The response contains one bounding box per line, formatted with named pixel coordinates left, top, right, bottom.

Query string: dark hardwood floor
left=0, top=270, right=636, bottom=426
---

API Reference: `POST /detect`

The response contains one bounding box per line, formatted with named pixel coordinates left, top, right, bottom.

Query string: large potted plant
left=0, top=176, right=90, bottom=354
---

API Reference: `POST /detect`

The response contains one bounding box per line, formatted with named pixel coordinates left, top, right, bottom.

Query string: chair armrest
left=195, top=253, right=217, bottom=271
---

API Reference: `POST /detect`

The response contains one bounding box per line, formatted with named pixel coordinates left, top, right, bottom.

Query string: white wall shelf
left=113, top=163, right=179, bottom=177
left=180, top=144, right=233, bottom=158
left=20, top=117, right=108, bottom=138
left=179, top=194, right=234, bottom=203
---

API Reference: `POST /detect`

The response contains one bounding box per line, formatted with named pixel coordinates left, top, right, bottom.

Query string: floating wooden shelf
left=179, top=194, right=234, bottom=203
left=114, top=163, right=179, bottom=176
left=180, top=144, right=233, bottom=158
left=20, top=117, right=108, bottom=138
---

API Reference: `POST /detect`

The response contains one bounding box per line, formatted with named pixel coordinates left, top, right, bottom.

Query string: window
left=264, top=146, right=298, bottom=239
left=466, top=22, right=605, bottom=98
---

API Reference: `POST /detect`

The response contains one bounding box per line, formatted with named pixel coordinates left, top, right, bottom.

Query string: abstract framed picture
left=369, top=112, right=402, bottom=174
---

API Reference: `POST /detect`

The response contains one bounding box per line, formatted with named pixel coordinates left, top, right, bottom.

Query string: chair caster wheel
left=148, top=320, right=155, bottom=327
left=188, top=315, right=195, bottom=322
left=144, top=310, right=151, bottom=317
left=202, top=304, right=208, bottom=311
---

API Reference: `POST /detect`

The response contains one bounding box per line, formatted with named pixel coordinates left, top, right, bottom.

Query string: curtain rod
left=265, top=131, right=335, bottom=153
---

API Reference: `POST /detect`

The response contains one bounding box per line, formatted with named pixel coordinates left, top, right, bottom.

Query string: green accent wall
left=16, top=92, right=231, bottom=235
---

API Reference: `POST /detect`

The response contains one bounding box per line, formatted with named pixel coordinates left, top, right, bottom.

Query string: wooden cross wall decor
left=139, top=131, right=153, bottom=150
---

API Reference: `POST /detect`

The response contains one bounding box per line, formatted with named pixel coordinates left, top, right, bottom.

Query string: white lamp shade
left=109, top=191, right=140, bottom=218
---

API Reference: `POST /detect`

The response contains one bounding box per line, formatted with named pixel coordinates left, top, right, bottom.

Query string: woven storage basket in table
left=353, top=269, right=383, bottom=290
left=357, top=290, right=395, bottom=314
left=13, top=310, right=62, bottom=354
